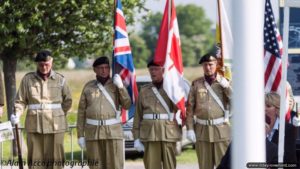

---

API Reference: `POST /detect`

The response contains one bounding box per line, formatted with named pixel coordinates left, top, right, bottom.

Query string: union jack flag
left=264, top=0, right=291, bottom=121
left=113, top=0, right=138, bottom=123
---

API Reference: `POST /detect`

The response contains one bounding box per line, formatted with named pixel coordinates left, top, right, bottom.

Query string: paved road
left=125, top=161, right=199, bottom=169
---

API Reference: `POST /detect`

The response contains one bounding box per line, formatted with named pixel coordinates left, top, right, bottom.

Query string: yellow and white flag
left=216, top=0, right=233, bottom=79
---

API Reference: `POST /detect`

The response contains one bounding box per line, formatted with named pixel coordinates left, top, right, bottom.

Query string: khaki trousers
left=86, top=139, right=123, bottom=169
left=27, top=132, right=65, bottom=169
left=143, top=141, right=176, bottom=169
left=195, top=140, right=230, bottom=169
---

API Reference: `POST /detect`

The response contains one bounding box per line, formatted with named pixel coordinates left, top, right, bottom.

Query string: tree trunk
left=2, top=56, right=18, bottom=156
left=2, top=56, right=17, bottom=118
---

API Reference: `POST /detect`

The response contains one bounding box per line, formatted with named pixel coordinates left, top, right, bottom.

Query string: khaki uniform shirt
left=186, top=74, right=231, bottom=142
left=14, top=71, right=72, bottom=134
left=132, top=83, right=181, bottom=142
left=0, top=71, right=4, bottom=105
left=77, top=79, right=131, bottom=140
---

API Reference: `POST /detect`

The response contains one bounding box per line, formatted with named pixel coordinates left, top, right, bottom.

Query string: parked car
left=122, top=75, right=192, bottom=155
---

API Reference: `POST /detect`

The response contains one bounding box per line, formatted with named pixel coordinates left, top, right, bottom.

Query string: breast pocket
left=86, top=89, right=100, bottom=104
left=197, top=88, right=208, bottom=103
left=143, top=95, right=156, bottom=108
left=48, top=84, right=61, bottom=100
left=30, top=85, right=40, bottom=99
left=107, top=87, right=117, bottom=101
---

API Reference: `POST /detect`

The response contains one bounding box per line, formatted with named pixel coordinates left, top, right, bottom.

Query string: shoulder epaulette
left=54, top=72, right=66, bottom=87
left=192, top=77, right=204, bottom=85
left=139, top=83, right=152, bottom=93
left=55, top=72, right=65, bottom=78
left=24, top=72, right=35, bottom=77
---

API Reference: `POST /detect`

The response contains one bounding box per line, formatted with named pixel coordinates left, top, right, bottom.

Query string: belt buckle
left=41, top=103, right=45, bottom=110
left=154, top=114, right=159, bottom=120
left=207, top=119, right=213, bottom=125
left=99, top=120, right=104, bottom=126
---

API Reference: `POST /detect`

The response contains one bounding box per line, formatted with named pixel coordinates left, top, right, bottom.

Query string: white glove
left=78, top=137, right=86, bottom=149
left=10, top=113, right=20, bottom=125
left=219, top=77, right=230, bottom=88
left=292, top=116, right=300, bottom=127
left=134, top=139, right=144, bottom=152
left=187, top=130, right=196, bottom=143
left=113, top=74, right=124, bottom=89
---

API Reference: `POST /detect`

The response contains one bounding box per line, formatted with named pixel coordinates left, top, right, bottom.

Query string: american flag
left=113, top=0, right=138, bottom=123
left=264, top=0, right=291, bottom=121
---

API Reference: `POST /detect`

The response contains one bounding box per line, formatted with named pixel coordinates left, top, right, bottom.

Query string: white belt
left=28, top=103, right=62, bottom=110
left=195, top=117, right=225, bottom=125
left=86, top=118, right=120, bottom=126
left=143, top=113, right=174, bottom=120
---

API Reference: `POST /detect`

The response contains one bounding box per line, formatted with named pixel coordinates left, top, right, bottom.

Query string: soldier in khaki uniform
left=186, top=53, right=231, bottom=169
left=77, top=56, right=131, bottom=169
left=132, top=60, right=182, bottom=169
left=11, top=50, right=72, bottom=169
left=0, top=71, right=4, bottom=117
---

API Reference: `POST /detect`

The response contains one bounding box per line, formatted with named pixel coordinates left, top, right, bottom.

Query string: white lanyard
left=151, top=87, right=172, bottom=120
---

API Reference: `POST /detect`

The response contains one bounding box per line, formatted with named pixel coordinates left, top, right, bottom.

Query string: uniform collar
left=204, top=73, right=221, bottom=85
left=35, top=70, right=55, bottom=80
left=49, top=70, right=56, bottom=79
left=267, top=117, right=279, bottom=141
left=96, top=78, right=112, bottom=86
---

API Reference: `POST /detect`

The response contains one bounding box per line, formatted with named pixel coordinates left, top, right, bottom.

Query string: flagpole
left=112, top=0, right=117, bottom=75
left=232, top=0, right=265, bottom=168
left=217, top=0, right=225, bottom=76
left=168, top=0, right=171, bottom=31
left=278, top=2, right=290, bottom=165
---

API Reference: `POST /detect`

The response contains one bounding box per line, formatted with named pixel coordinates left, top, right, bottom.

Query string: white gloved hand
left=134, top=139, right=144, bottom=152
left=292, top=116, right=300, bottom=127
left=10, top=113, right=20, bottom=125
left=113, top=74, right=124, bottom=89
left=78, top=137, right=86, bottom=149
left=219, top=77, right=230, bottom=88
left=187, top=130, right=196, bottom=143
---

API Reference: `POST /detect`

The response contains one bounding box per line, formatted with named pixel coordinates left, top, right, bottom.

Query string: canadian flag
left=154, top=0, right=186, bottom=121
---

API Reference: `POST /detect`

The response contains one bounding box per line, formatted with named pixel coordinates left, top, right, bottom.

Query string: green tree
left=0, top=0, right=145, bottom=118
left=177, top=5, right=214, bottom=66
left=129, top=34, right=150, bottom=68
left=140, top=4, right=214, bottom=66
left=140, top=12, right=163, bottom=55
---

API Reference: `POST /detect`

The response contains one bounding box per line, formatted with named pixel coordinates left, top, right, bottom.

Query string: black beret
left=199, top=53, right=217, bottom=64
left=35, top=50, right=53, bottom=62
left=93, top=56, right=110, bottom=67
left=147, top=59, right=161, bottom=68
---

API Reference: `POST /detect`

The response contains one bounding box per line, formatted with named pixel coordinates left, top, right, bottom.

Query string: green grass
left=0, top=67, right=202, bottom=162
left=176, top=146, right=198, bottom=164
